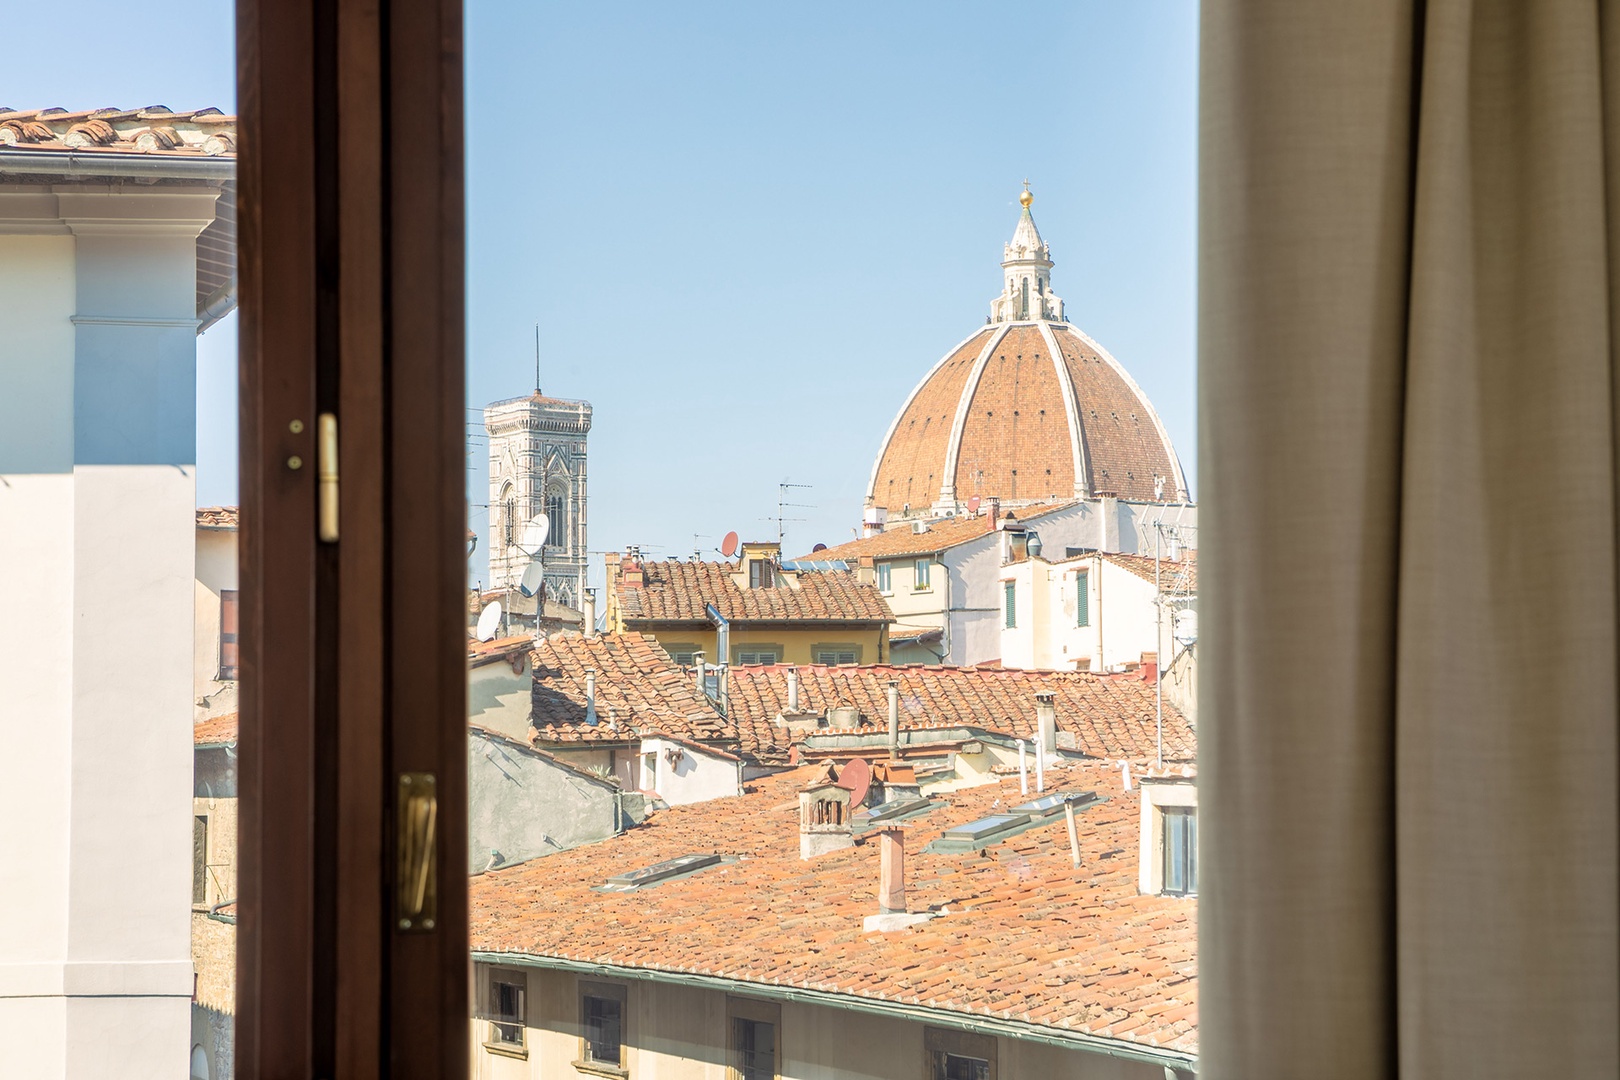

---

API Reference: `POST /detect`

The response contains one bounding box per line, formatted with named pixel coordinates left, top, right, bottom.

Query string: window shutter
left=1076, top=570, right=1089, bottom=627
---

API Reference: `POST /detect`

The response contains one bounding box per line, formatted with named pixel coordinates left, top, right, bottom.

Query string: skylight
left=602, top=853, right=722, bottom=891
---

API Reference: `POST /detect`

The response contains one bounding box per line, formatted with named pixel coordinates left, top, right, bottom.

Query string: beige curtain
left=1200, top=2, right=1620, bottom=1077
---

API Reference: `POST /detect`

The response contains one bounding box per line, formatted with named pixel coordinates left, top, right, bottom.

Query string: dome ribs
left=952, top=325, right=1074, bottom=505
left=1048, top=326, right=1184, bottom=503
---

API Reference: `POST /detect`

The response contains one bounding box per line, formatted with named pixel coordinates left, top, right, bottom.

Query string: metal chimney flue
left=584, top=668, right=598, bottom=726
left=886, top=681, right=900, bottom=758
left=1035, top=690, right=1057, bottom=754
left=787, top=667, right=800, bottom=713
left=581, top=588, right=597, bottom=638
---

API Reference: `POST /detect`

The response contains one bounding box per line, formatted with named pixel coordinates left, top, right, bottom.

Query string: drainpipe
left=1017, top=739, right=1029, bottom=795
left=584, top=668, right=598, bottom=726
left=886, top=681, right=900, bottom=759
left=787, top=666, right=800, bottom=712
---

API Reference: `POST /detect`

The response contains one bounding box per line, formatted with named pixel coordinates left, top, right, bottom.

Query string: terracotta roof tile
left=528, top=631, right=731, bottom=744
left=0, top=107, right=235, bottom=157
left=725, top=664, right=1194, bottom=764
left=194, top=712, right=238, bottom=745
left=195, top=506, right=239, bottom=529
left=1101, top=552, right=1197, bottom=594
left=471, top=760, right=1197, bottom=1058
left=805, top=501, right=1079, bottom=565
left=617, top=560, right=892, bottom=624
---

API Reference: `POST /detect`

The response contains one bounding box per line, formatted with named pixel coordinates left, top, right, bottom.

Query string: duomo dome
left=867, top=188, right=1188, bottom=518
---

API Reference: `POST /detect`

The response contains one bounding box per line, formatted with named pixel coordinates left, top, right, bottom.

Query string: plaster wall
left=468, top=731, right=621, bottom=872
left=193, top=527, right=238, bottom=719
left=639, top=737, right=742, bottom=805
left=1000, top=556, right=1189, bottom=676
left=0, top=185, right=217, bottom=1078
left=468, top=659, right=535, bottom=741
left=470, top=964, right=1171, bottom=1079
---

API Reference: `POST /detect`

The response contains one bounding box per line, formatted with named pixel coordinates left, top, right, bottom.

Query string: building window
left=1075, top=569, right=1089, bottom=627
left=749, top=558, right=776, bottom=589
left=546, top=491, right=566, bottom=547
left=736, top=647, right=781, bottom=666
left=1003, top=580, right=1017, bottom=628
left=926, top=1027, right=996, bottom=1080
left=579, top=981, right=627, bottom=1071
left=812, top=645, right=859, bottom=666
left=727, top=996, right=780, bottom=1080
left=487, top=973, right=526, bottom=1051
left=502, top=488, right=516, bottom=545
left=914, top=558, right=931, bottom=589
left=665, top=643, right=701, bottom=667
left=876, top=562, right=892, bottom=593
left=193, top=815, right=208, bottom=904
left=1162, top=806, right=1197, bottom=896
left=218, top=590, right=239, bottom=680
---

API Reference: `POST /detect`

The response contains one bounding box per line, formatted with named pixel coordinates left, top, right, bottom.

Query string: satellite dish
left=720, top=531, right=739, bottom=558
left=968, top=495, right=981, bottom=514
left=812, top=543, right=827, bottom=553
left=517, top=560, right=546, bottom=598
left=518, top=513, right=549, bottom=555
left=835, top=756, right=872, bottom=808
left=476, top=601, right=502, bottom=642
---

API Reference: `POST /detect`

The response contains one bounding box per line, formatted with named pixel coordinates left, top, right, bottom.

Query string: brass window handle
left=318, top=412, right=339, bottom=542
left=397, top=773, right=437, bottom=931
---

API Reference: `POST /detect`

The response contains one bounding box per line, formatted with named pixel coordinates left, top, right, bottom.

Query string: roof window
left=601, top=852, right=722, bottom=891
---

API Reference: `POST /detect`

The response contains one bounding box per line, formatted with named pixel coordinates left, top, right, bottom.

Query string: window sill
left=483, top=1041, right=528, bottom=1060
left=572, top=1059, right=628, bottom=1078
left=911, top=587, right=933, bottom=595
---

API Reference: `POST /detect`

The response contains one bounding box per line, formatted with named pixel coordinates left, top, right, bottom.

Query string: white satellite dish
left=517, top=513, right=550, bottom=555
left=518, top=560, right=546, bottom=598
left=476, top=601, right=503, bottom=642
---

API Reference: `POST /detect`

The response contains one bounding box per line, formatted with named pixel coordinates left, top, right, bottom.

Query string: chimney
left=1035, top=690, right=1056, bottom=754
left=886, top=681, right=900, bottom=758
left=799, top=777, right=854, bottom=859
left=877, top=826, right=906, bottom=913
left=581, top=588, right=597, bottom=637
left=693, top=650, right=706, bottom=689
left=985, top=497, right=1000, bottom=522
left=862, top=505, right=888, bottom=538
left=787, top=667, right=800, bottom=712
left=584, top=668, right=598, bottom=726
left=1140, top=651, right=1158, bottom=683
left=621, top=547, right=645, bottom=588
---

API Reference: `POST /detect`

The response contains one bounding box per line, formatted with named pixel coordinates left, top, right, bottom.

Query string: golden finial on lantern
left=1019, top=179, right=1033, bottom=208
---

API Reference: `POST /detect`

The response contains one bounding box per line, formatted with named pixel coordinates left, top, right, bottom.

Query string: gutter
left=197, top=277, right=238, bottom=334
left=0, top=149, right=235, bottom=183
left=472, top=951, right=1198, bottom=1073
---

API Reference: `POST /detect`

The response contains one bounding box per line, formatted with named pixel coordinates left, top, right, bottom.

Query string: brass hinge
left=397, top=772, right=437, bottom=932
left=317, top=412, right=339, bottom=542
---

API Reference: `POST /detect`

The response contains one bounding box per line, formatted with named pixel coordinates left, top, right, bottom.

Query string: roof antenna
left=534, top=322, right=541, bottom=395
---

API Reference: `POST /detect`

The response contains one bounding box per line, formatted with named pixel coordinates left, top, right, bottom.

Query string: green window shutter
left=193, top=815, right=208, bottom=904
left=1076, top=570, right=1089, bottom=627
left=1003, top=581, right=1017, bottom=628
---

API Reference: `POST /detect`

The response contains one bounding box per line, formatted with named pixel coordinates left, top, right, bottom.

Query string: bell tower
left=485, top=390, right=592, bottom=610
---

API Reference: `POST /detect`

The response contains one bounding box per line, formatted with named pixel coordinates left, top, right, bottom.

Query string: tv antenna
left=534, top=322, right=541, bottom=394
left=770, top=482, right=814, bottom=546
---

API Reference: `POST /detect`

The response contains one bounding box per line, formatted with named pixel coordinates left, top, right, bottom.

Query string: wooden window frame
left=235, top=0, right=469, bottom=1075
left=875, top=561, right=892, bottom=593
left=576, top=979, right=630, bottom=1077
left=726, top=996, right=780, bottom=1080
left=218, top=589, right=240, bottom=679
left=924, top=1027, right=998, bottom=1080
left=482, top=969, right=528, bottom=1058
left=913, top=558, right=931, bottom=590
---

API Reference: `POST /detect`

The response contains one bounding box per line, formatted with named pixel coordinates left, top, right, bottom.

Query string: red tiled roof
left=805, top=501, right=1080, bottom=565
left=196, top=506, right=239, bottom=530
left=0, top=107, right=235, bottom=157
left=725, top=664, right=1194, bottom=764
left=1101, top=552, right=1197, bottom=594
left=194, top=712, right=238, bottom=745
left=471, top=760, right=1197, bottom=1059
left=617, top=560, right=893, bottom=625
left=528, top=632, right=730, bottom=744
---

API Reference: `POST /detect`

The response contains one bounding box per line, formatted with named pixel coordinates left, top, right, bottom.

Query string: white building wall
left=0, top=186, right=218, bottom=1079
left=639, top=738, right=743, bottom=806
left=193, top=527, right=238, bottom=720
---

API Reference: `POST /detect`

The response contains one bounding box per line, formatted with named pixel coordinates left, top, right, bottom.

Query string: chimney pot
left=877, top=826, right=906, bottom=913
left=1034, top=690, right=1057, bottom=754
left=581, top=588, right=597, bottom=637
left=584, top=668, right=598, bottom=725
left=787, top=667, right=800, bottom=713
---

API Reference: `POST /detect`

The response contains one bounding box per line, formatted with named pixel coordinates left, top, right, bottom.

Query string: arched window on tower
left=500, top=485, right=516, bottom=545
left=546, top=489, right=566, bottom=548
left=1020, top=278, right=1030, bottom=319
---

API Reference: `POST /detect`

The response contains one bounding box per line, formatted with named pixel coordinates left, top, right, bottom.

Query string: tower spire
left=990, top=184, right=1063, bottom=323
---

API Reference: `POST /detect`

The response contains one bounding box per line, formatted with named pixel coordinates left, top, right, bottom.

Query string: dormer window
left=749, top=559, right=775, bottom=589
left=1161, top=807, right=1197, bottom=896
left=1138, top=775, right=1198, bottom=897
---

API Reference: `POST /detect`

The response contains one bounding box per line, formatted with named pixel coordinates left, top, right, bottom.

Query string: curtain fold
left=1200, top=2, right=1620, bottom=1077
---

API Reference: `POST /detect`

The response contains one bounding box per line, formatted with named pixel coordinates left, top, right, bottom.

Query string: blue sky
left=12, top=1, right=1198, bottom=589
